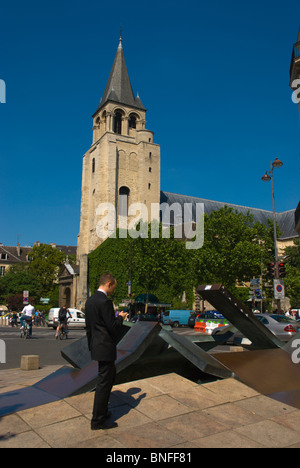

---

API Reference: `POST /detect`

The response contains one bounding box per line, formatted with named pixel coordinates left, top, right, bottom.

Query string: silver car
left=255, top=313, right=298, bottom=342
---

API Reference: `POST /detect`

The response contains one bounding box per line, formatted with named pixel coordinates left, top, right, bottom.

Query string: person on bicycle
left=20, top=302, right=35, bottom=338
left=55, top=305, right=72, bottom=339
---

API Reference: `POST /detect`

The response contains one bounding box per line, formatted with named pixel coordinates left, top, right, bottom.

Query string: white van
left=48, top=308, right=86, bottom=329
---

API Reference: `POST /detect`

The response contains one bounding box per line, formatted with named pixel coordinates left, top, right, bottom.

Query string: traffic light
left=267, top=262, right=276, bottom=279
left=278, top=262, right=286, bottom=278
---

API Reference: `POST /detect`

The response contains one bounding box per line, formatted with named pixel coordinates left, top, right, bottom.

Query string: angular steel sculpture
left=197, top=284, right=282, bottom=350
left=159, top=328, right=234, bottom=379
left=0, top=321, right=161, bottom=417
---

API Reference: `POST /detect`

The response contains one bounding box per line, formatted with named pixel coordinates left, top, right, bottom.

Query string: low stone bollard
left=20, top=355, right=40, bottom=371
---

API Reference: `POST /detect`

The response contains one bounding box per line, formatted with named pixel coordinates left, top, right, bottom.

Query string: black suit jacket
left=85, top=291, right=124, bottom=362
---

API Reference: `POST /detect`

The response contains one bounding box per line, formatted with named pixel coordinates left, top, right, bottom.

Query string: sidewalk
left=1, top=366, right=300, bottom=448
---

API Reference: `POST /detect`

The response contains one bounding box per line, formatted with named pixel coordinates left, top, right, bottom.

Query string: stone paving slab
left=1, top=367, right=300, bottom=448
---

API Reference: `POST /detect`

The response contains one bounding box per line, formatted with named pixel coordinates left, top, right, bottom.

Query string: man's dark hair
left=99, top=273, right=116, bottom=286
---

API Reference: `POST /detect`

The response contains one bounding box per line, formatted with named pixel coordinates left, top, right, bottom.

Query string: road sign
left=250, top=278, right=260, bottom=286
left=23, top=290, right=29, bottom=305
left=40, top=298, right=50, bottom=304
left=274, top=280, right=285, bottom=300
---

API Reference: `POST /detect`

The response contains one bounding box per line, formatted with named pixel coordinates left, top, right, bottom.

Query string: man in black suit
left=85, top=273, right=128, bottom=430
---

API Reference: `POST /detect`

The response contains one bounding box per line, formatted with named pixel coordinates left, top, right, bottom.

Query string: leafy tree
left=133, top=221, right=192, bottom=310
left=0, top=263, right=40, bottom=305
left=0, top=244, right=68, bottom=307
left=27, top=243, right=66, bottom=297
left=88, top=223, right=194, bottom=308
left=87, top=207, right=281, bottom=309
left=284, top=239, right=300, bottom=307
left=190, top=206, right=271, bottom=292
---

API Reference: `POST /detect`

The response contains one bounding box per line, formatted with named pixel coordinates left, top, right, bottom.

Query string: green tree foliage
left=88, top=223, right=194, bottom=307
left=89, top=233, right=131, bottom=303
left=284, top=239, right=300, bottom=307
left=88, top=208, right=275, bottom=307
left=0, top=244, right=68, bottom=308
left=190, top=206, right=270, bottom=291
left=27, top=243, right=66, bottom=297
left=0, top=263, right=39, bottom=303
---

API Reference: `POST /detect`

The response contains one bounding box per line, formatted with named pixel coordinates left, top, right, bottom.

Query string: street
left=0, top=326, right=86, bottom=370
left=0, top=324, right=227, bottom=372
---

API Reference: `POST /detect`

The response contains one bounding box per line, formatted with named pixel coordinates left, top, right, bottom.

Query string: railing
left=290, top=42, right=300, bottom=79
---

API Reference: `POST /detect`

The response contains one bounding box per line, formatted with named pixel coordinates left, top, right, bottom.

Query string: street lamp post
left=262, top=157, right=283, bottom=310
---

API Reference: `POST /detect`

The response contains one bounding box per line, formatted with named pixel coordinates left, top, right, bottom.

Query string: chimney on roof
left=17, top=242, right=21, bottom=257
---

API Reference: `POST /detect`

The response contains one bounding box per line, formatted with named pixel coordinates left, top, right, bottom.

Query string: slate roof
left=0, top=245, right=31, bottom=264
left=93, top=38, right=146, bottom=116
left=160, top=191, right=298, bottom=240
left=0, top=244, right=77, bottom=266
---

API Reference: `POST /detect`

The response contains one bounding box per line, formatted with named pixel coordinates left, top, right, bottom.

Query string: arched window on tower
left=119, top=186, right=130, bottom=218
left=114, top=111, right=122, bottom=134
left=129, top=114, right=137, bottom=129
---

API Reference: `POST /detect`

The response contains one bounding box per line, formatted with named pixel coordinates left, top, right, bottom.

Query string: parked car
left=188, top=311, right=225, bottom=328
left=270, top=314, right=300, bottom=332
left=47, top=307, right=86, bottom=329
left=211, top=313, right=298, bottom=345
left=161, top=310, right=193, bottom=327
left=252, top=314, right=298, bottom=342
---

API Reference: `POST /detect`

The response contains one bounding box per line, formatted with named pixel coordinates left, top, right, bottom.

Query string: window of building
left=0, top=253, right=7, bottom=260
left=114, top=112, right=122, bottom=134
left=0, top=266, right=5, bottom=276
left=129, top=115, right=137, bottom=129
left=148, top=183, right=151, bottom=190
left=119, top=186, right=130, bottom=217
left=92, top=158, right=95, bottom=173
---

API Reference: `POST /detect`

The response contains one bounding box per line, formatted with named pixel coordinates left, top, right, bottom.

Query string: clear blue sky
left=1, top=0, right=299, bottom=247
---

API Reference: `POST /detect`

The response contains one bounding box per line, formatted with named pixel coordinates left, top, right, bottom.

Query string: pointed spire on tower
left=118, top=28, right=123, bottom=49
left=93, top=35, right=146, bottom=116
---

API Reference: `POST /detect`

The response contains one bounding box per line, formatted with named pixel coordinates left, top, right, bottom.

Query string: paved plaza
left=1, top=366, right=300, bottom=448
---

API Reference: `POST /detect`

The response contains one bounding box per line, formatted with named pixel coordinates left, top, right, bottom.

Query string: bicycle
left=20, top=320, right=30, bottom=339
left=58, top=320, right=69, bottom=340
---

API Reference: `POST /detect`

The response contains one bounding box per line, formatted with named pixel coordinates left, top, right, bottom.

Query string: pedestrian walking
left=85, top=273, right=127, bottom=430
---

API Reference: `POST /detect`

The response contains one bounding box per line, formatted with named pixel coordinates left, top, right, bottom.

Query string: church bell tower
left=76, top=37, right=161, bottom=308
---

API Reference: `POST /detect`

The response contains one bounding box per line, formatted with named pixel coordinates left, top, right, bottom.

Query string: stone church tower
left=76, top=37, right=161, bottom=308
